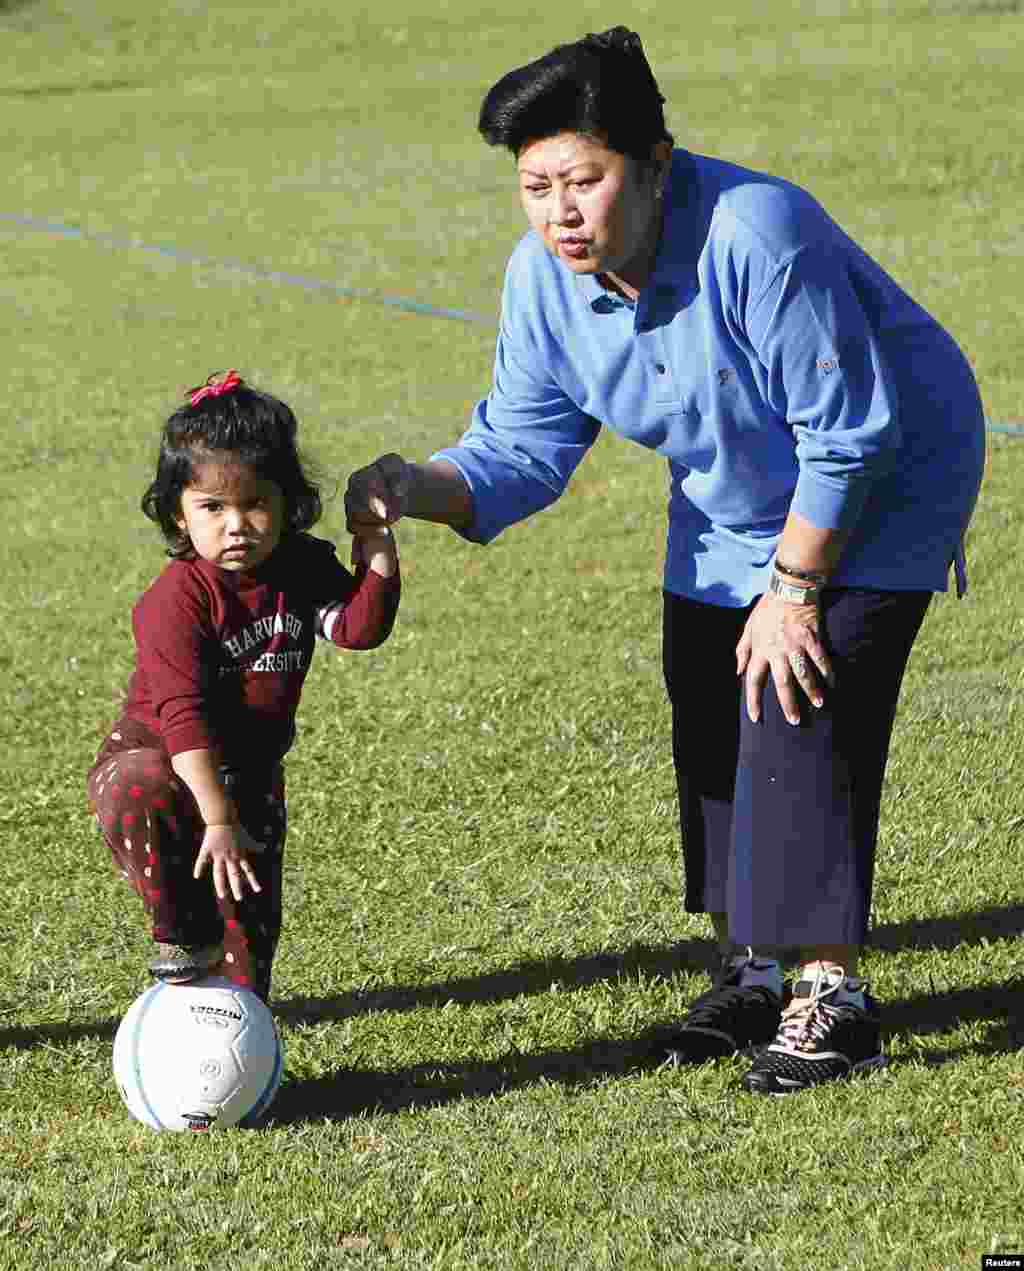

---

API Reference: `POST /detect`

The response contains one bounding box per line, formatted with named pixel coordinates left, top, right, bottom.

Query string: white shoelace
left=776, top=966, right=844, bottom=1053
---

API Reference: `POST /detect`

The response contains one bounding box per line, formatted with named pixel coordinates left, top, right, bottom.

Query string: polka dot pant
left=87, top=735, right=285, bottom=1001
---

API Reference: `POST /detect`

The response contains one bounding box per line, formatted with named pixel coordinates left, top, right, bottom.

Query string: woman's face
left=517, top=131, right=667, bottom=296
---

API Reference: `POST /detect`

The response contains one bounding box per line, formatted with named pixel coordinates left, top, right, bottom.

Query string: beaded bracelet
left=774, top=558, right=829, bottom=584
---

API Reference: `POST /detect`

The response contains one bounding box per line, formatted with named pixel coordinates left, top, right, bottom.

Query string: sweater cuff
left=164, top=723, right=216, bottom=757
left=426, top=448, right=493, bottom=544
left=354, top=562, right=401, bottom=605
left=790, top=467, right=874, bottom=532
left=322, top=561, right=400, bottom=649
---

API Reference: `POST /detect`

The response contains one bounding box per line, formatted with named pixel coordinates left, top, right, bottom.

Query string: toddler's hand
left=351, top=527, right=399, bottom=577
left=193, top=823, right=265, bottom=901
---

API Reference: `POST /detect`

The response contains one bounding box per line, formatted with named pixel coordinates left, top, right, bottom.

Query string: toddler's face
left=176, top=453, right=285, bottom=572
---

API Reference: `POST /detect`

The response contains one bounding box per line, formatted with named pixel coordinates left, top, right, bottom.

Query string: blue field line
left=0, top=210, right=493, bottom=326
left=3, top=209, right=1024, bottom=438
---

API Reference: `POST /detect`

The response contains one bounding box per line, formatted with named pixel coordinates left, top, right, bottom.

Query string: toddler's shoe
left=149, top=941, right=225, bottom=985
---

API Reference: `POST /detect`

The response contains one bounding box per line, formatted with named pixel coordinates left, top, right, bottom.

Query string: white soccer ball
left=113, top=976, right=284, bottom=1131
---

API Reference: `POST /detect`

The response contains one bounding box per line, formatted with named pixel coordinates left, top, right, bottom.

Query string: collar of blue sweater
left=572, top=149, right=706, bottom=316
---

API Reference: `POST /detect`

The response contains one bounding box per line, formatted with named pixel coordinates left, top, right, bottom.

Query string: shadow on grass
left=273, top=937, right=715, bottom=1028
left=869, top=903, right=1024, bottom=954
left=272, top=903, right=1024, bottom=1029
left=267, top=975, right=1024, bottom=1125
left=882, top=976, right=1024, bottom=1067
left=268, top=1027, right=672, bottom=1126
left=0, top=935, right=716, bottom=1052
left=2, top=903, right=1021, bottom=1073
left=0, top=1016, right=119, bottom=1052
left=0, top=939, right=714, bottom=1055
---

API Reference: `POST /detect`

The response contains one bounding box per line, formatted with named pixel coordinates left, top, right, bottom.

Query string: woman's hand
left=736, top=591, right=834, bottom=725
left=345, top=453, right=413, bottom=535
left=193, top=824, right=265, bottom=901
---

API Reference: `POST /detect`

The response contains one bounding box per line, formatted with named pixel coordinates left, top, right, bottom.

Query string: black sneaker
left=742, top=966, right=885, bottom=1095
left=665, top=954, right=783, bottom=1064
left=149, top=941, right=225, bottom=985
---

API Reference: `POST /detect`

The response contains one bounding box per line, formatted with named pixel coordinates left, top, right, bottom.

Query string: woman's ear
left=648, top=140, right=672, bottom=199
left=654, top=140, right=672, bottom=181
left=646, top=142, right=669, bottom=201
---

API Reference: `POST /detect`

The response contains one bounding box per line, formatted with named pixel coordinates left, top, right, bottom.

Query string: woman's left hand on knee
left=736, top=592, right=834, bottom=726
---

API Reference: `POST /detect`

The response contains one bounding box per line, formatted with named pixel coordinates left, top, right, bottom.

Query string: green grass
left=1, top=1, right=1022, bottom=1267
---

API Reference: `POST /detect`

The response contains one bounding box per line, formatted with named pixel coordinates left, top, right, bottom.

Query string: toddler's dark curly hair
left=142, top=372, right=321, bottom=558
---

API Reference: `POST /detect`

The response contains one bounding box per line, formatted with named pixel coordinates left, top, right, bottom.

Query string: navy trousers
left=663, top=588, right=931, bottom=949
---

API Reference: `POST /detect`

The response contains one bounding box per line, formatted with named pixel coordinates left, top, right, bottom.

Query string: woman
left=345, top=28, right=985, bottom=1094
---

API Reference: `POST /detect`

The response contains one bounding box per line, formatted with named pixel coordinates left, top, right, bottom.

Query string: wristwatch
left=769, top=569, right=821, bottom=605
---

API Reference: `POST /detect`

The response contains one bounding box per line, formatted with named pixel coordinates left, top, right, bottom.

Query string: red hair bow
left=187, top=369, right=242, bottom=407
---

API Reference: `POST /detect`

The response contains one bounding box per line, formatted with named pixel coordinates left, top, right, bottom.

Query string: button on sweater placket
left=643, top=335, right=678, bottom=403
left=635, top=294, right=678, bottom=403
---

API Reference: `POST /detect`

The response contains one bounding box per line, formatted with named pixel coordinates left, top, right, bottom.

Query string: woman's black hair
left=478, top=27, right=673, bottom=160
left=141, top=373, right=322, bottom=558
